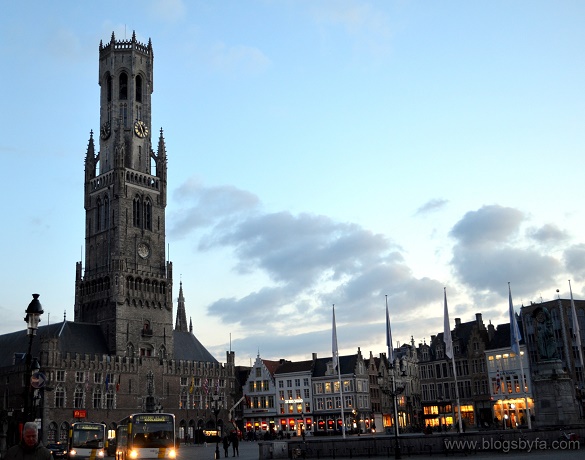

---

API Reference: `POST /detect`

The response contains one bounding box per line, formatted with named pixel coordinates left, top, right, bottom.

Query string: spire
left=110, top=31, right=116, bottom=44
left=189, top=317, right=193, bottom=334
left=85, top=131, right=96, bottom=179
left=132, top=30, right=136, bottom=42
left=85, top=130, right=95, bottom=161
left=157, top=128, right=167, bottom=158
left=174, top=281, right=188, bottom=332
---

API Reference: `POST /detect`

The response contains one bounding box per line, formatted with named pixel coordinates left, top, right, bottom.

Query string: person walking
left=230, top=431, right=239, bottom=457
left=222, top=435, right=230, bottom=458
left=5, top=422, right=53, bottom=460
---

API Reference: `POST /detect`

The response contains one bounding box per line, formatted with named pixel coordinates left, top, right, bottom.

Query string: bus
left=115, top=413, right=176, bottom=460
left=68, top=422, right=107, bottom=460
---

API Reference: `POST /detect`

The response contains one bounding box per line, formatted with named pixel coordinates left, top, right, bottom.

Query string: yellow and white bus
left=115, top=413, right=176, bottom=460
left=68, top=422, right=107, bottom=460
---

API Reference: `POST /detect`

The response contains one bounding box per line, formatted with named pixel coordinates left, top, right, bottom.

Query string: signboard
left=30, top=372, right=47, bottom=389
left=73, top=410, right=87, bottom=419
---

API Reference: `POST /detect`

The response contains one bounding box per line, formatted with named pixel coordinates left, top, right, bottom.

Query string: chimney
left=488, top=321, right=495, bottom=341
left=455, top=318, right=461, bottom=327
left=476, top=313, right=484, bottom=328
left=312, top=353, right=317, bottom=361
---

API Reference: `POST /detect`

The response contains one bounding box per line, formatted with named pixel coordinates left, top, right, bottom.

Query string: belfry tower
left=75, top=31, right=174, bottom=358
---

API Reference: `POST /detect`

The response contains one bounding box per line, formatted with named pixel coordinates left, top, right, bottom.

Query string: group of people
left=221, top=431, right=240, bottom=457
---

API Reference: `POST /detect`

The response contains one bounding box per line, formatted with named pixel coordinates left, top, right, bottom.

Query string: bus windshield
left=131, top=416, right=174, bottom=448
left=72, top=426, right=105, bottom=448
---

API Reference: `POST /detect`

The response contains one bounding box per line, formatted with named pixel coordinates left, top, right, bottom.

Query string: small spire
left=132, top=30, right=136, bottom=42
left=85, top=130, right=95, bottom=161
left=110, top=31, right=116, bottom=44
left=189, top=317, right=193, bottom=334
left=63, top=309, right=66, bottom=322
left=99, top=39, right=103, bottom=50
left=157, top=128, right=166, bottom=157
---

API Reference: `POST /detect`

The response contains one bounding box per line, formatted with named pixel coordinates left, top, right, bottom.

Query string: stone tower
left=74, top=31, right=174, bottom=359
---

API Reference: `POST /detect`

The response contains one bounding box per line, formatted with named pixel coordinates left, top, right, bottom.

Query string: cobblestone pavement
left=175, top=439, right=583, bottom=460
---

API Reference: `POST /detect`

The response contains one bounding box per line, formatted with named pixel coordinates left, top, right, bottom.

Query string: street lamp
left=378, top=371, right=404, bottom=459
left=211, top=394, right=221, bottom=459
left=24, top=294, right=43, bottom=422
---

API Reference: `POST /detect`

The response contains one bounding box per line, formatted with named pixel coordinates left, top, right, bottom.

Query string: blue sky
left=1, top=1, right=584, bottom=366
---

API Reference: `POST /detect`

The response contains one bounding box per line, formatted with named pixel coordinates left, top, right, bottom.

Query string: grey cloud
left=415, top=199, right=448, bottom=216
left=450, top=205, right=524, bottom=247
left=564, top=244, right=585, bottom=280
left=528, top=224, right=569, bottom=244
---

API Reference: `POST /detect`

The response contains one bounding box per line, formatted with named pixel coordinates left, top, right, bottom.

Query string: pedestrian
left=4, top=422, right=53, bottom=460
left=222, top=435, right=230, bottom=458
left=230, top=431, right=239, bottom=457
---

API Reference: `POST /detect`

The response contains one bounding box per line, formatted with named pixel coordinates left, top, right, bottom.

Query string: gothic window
left=104, top=195, right=110, bottom=229
left=55, top=386, right=65, bottom=408
left=59, top=422, right=69, bottom=443
left=93, top=387, right=102, bottom=409
left=106, top=74, right=112, bottom=102
left=144, top=198, right=152, bottom=230
left=106, top=390, right=115, bottom=409
left=136, top=75, right=143, bottom=102
left=119, top=103, right=128, bottom=127
left=127, top=343, right=135, bottom=357
left=74, top=386, right=84, bottom=408
left=96, top=198, right=102, bottom=232
left=159, top=345, right=166, bottom=359
left=133, top=196, right=141, bottom=227
left=119, top=72, right=128, bottom=100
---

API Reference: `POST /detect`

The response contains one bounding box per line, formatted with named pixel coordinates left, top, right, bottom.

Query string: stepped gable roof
left=312, top=354, right=358, bottom=377
left=486, top=321, right=525, bottom=350
left=0, top=321, right=109, bottom=368
left=274, top=359, right=313, bottom=374
left=173, top=330, right=218, bottom=363
left=262, top=359, right=282, bottom=376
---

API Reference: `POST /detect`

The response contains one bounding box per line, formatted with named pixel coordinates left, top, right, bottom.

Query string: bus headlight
left=69, top=450, right=77, bottom=456
left=129, top=450, right=138, bottom=459
left=97, top=451, right=105, bottom=457
left=169, top=449, right=177, bottom=458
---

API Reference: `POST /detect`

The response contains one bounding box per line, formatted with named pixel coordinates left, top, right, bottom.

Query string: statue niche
left=532, top=306, right=558, bottom=360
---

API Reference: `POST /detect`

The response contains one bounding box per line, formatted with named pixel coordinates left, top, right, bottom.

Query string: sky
left=1, top=0, right=584, bottom=367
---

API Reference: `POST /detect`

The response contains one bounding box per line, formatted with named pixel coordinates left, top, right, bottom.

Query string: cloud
left=449, top=205, right=561, bottom=299
left=208, top=43, right=271, bottom=76
left=527, top=223, right=569, bottom=245
left=564, top=244, right=585, bottom=280
left=449, top=205, right=524, bottom=248
left=148, top=0, right=187, bottom=23
left=415, top=198, right=448, bottom=216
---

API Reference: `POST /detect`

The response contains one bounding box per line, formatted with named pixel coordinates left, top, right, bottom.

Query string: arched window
left=127, top=343, right=135, bottom=357
left=93, top=387, right=102, bottom=409
left=144, top=198, right=152, bottom=231
left=96, top=198, right=102, bottom=232
left=104, top=195, right=110, bottom=229
left=106, top=73, right=113, bottom=102
left=136, top=75, right=143, bottom=102
left=55, top=385, right=65, bottom=408
left=133, top=196, right=141, bottom=227
left=119, top=72, right=128, bottom=100
left=74, top=386, right=84, bottom=409
left=59, top=422, right=69, bottom=443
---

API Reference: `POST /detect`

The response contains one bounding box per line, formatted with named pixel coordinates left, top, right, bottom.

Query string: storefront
left=492, top=397, right=533, bottom=429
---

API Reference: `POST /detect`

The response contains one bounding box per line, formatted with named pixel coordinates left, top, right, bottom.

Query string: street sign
left=31, top=372, right=47, bottom=389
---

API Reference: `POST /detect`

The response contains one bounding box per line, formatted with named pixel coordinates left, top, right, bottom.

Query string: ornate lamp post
left=212, top=394, right=221, bottom=459
left=24, top=294, right=43, bottom=422
left=378, top=371, right=404, bottom=459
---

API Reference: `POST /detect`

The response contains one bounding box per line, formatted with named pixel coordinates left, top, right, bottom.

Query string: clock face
left=134, top=120, right=149, bottom=138
left=100, top=121, right=111, bottom=140
left=137, top=243, right=150, bottom=259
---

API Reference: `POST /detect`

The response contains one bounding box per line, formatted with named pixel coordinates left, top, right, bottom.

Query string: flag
left=203, top=378, right=209, bottom=395
left=332, top=305, right=339, bottom=371
left=495, top=369, right=501, bottom=392
left=386, top=296, right=394, bottom=364
left=215, top=378, right=220, bottom=394
left=189, top=377, right=194, bottom=394
left=105, top=373, right=110, bottom=390
left=509, top=283, right=521, bottom=355
left=116, top=375, right=120, bottom=393
left=443, top=288, right=453, bottom=359
left=244, top=394, right=251, bottom=407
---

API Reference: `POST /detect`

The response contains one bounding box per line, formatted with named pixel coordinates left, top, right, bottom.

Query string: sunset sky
left=1, top=0, right=584, bottom=365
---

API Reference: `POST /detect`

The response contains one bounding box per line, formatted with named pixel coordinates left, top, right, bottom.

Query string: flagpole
left=508, top=283, right=531, bottom=429
left=386, top=295, right=400, bottom=438
left=332, top=305, right=346, bottom=438
left=444, top=288, right=463, bottom=433
left=569, top=280, right=584, bottom=373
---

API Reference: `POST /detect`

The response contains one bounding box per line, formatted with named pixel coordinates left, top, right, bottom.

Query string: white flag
left=569, top=280, right=584, bottom=367
left=444, top=288, right=453, bottom=359
left=332, top=305, right=339, bottom=370
left=386, top=296, right=394, bottom=364
left=509, top=284, right=521, bottom=355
